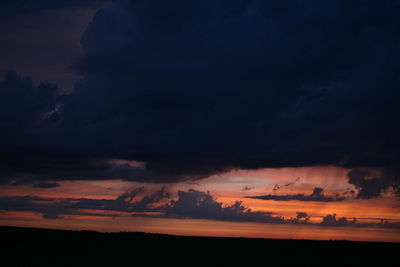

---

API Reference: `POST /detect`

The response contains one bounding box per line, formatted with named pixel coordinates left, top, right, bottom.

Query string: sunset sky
left=0, top=0, right=399, bottom=242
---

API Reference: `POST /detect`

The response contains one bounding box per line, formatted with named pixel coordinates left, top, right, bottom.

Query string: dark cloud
left=0, top=0, right=106, bottom=17
left=30, top=181, right=61, bottom=189
left=246, top=187, right=345, bottom=202
left=241, top=186, right=254, bottom=192
left=165, top=189, right=284, bottom=223
left=1, top=188, right=282, bottom=223
left=0, top=1, right=399, bottom=185
left=0, top=186, right=170, bottom=219
left=115, top=187, right=145, bottom=202
left=288, top=211, right=310, bottom=224
left=296, top=212, right=309, bottom=220
left=0, top=71, right=58, bottom=131
left=273, top=177, right=301, bottom=192
left=0, top=1, right=106, bottom=93
left=320, top=214, right=357, bottom=227
left=348, top=168, right=400, bottom=199
left=2, top=188, right=280, bottom=223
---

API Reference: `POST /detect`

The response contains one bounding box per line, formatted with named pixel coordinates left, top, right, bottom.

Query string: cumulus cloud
left=246, top=187, right=345, bottom=202
left=320, top=214, right=357, bottom=227
left=296, top=212, right=309, bottom=220
left=0, top=1, right=399, bottom=185
left=348, top=168, right=400, bottom=199
left=287, top=211, right=311, bottom=224
left=165, top=189, right=284, bottom=223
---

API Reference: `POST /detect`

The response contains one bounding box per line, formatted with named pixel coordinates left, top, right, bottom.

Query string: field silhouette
left=1, top=226, right=398, bottom=266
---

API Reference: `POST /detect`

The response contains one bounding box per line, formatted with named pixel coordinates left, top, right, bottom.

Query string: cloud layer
left=246, top=187, right=346, bottom=202
left=0, top=188, right=397, bottom=228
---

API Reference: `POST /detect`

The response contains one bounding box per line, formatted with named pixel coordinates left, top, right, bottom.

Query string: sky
left=0, top=0, right=399, bottom=242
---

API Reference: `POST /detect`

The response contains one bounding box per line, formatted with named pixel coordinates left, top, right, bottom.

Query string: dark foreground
left=1, top=226, right=398, bottom=266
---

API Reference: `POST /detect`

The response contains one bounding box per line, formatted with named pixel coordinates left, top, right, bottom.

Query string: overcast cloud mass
left=0, top=1, right=399, bottom=200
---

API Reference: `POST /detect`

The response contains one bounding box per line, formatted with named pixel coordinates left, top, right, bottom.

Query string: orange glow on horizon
left=0, top=166, right=399, bottom=242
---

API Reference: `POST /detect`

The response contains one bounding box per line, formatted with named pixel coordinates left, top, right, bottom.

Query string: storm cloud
left=0, top=0, right=399, bottom=186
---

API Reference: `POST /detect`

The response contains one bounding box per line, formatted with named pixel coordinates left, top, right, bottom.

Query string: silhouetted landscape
left=1, top=226, right=398, bottom=266
left=1, top=2, right=400, bottom=264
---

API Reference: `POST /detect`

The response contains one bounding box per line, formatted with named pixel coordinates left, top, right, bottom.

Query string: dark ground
left=0, top=226, right=398, bottom=266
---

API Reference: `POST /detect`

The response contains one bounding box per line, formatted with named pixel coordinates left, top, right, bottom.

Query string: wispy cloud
left=246, top=187, right=345, bottom=202
left=241, top=186, right=254, bottom=192
left=272, top=177, right=301, bottom=192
